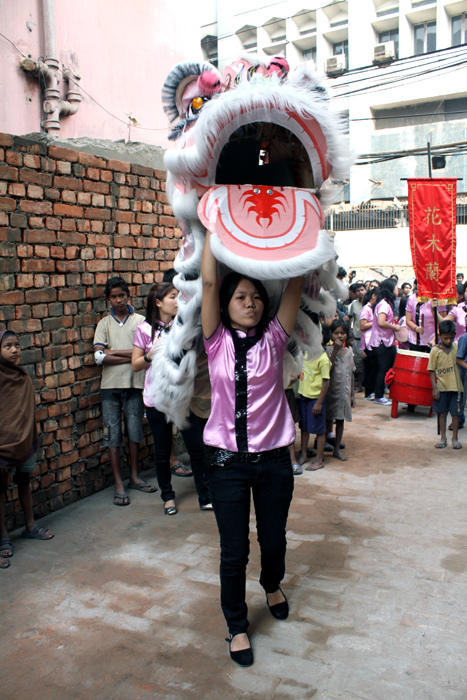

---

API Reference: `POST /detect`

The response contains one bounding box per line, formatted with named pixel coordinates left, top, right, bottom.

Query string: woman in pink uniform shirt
left=359, top=288, right=378, bottom=399
left=406, top=294, right=446, bottom=352
left=201, top=230, right=303, bottom=668
left=369, top=278, right=399, bottom=405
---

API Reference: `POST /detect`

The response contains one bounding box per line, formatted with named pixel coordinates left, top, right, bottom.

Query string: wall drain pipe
left=19, top=0, right=81, bottom=136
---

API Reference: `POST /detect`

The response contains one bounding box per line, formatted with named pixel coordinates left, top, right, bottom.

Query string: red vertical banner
left=407, top=178, right=457, bottom=303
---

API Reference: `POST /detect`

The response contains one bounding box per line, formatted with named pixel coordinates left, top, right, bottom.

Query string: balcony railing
left=325, top=203, right=467, bottom=230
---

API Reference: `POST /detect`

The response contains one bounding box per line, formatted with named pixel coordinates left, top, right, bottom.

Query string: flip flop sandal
left=0, top=557, right=10, bottom=569
left=21, top=526, right=54, bottom=539
left=435, top=440, right=448, bottom=449
left=292, top=464, right=303, bottom=475
left=452, top=441, right=463, bottom=449
left=0, top=540, right=13, bottom=558
left=128, top=480, right=157, bottom=493
left=113, top=492, right=130, bottom=506
left=170, top=461, right=193, bottom=477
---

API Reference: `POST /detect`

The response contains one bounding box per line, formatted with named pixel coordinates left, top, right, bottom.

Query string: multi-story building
left=201, top=0, right=467, bottom=201
left=201, top=0, right=467, bottom=274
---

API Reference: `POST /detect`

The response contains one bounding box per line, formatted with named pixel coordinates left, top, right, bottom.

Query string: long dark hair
left=219, top=272, right=269, bottom=336
left=363, top=288, right=378, bottom=307
left=376, top=278, right=397, bottom=310
left=145, top=282, right=176, bottom=340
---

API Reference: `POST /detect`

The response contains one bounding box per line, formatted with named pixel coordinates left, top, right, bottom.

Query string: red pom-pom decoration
left=198, top=69, right=221, bottom=96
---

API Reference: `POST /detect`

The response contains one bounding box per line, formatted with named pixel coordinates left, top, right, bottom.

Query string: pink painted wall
left=0, top=0, right=202, bottom=148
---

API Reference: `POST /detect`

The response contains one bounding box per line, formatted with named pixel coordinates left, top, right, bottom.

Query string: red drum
left=389, top=349, right=433, bottom=418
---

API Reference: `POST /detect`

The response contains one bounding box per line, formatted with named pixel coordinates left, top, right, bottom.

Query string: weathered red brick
left=0, top=165, right=18, bottom=181
left=53, top=175, right=83, bottom=191
left=20, top=200, right=53, bottom=215
left=84, top=207, right=111, bottom=220
left=53, top=202, right=83, bottom=217
left=108, top=158, right=131, bottom=172
left=0, top=133, right=13, bottom=147
left=0, top=197, right=16, bottom=211
left=48, top=145, right=79, bottom=161
left=23, top=154, right=41, bottom=169
left=78, top=152, right=107, bottom=168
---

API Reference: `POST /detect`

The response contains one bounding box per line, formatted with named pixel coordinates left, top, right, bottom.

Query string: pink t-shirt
left=449, top=302, right=467, bottom=342
left=133, top=319, right=171, bottom=408
left=203, top=317, right=295, bottom=453
left=369, top=300, right=396, bottom=348
left=405, top=295, right=446, bottom=347
left=359, top=303, right=374, bottom=351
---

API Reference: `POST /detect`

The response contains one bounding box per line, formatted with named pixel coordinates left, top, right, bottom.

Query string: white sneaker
left=374, top=397, right=392, bottom=405
left=364, top=393, right=375, bottom=401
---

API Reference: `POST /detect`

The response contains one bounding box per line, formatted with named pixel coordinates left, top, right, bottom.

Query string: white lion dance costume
left=148, top=54, right=351, bottom=427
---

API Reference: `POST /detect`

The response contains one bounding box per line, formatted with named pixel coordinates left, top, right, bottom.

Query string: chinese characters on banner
left=407, top=178, right=457, bottom=304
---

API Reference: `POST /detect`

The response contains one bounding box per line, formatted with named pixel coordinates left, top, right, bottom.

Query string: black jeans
left=209, top=449, right=294, bottom=636
left=363, top=347, right=377, bottom=397
left=374, top=342, right=397, bottom=399
left=146, top=407, right=210, bottom=506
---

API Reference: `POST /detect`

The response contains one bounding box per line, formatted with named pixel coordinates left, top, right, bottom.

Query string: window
left=414, top=21, right=436, bottom=55
left=302, top=47, right=317, bottom=62
left=379, top=28, right=399, bottom=58
left=333, top=39, right=348, bottom=57
left=201, top=35, right=218, bottom=68
left=452, top=14, right=467, bottom=46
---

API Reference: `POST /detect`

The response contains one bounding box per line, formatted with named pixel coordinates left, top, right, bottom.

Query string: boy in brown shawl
left=0, top=330, right=54, bottom=569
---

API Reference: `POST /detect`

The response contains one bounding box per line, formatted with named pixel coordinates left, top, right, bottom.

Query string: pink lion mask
left=149, top=55, right=351, bottom=426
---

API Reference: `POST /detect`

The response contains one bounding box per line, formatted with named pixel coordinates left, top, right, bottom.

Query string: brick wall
left=0, top=133, right=181, bottom=529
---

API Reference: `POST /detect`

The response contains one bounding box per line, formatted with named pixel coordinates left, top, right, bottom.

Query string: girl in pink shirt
left=369, top=279, right=399, bottom=405
left=201, top=230, right=303, bottom=668
left=359, top=288, right=378, bottom=399
left=132, top=283, right=211, bottom=515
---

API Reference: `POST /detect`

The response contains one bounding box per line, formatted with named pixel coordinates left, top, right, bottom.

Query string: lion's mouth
left=197, top=118, right=325, bottom=261
left=215, top=122, right=315, bottom=190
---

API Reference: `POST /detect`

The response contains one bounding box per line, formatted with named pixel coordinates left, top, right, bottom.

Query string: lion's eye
left=192, top=96, right=204, bottom=111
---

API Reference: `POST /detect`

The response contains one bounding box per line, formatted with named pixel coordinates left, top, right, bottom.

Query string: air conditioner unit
left=373, top=41, right=396, bottom=64
left=325, top=54, right=347, bottom=76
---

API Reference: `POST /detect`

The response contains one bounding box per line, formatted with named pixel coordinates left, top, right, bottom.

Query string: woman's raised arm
left=277, top=276, right=304, bottom=336
left=201, top=231, right=221, bottom=339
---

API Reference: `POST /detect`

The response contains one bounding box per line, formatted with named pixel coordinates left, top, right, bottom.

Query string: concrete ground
left=1, top=398, right=467, bottom=700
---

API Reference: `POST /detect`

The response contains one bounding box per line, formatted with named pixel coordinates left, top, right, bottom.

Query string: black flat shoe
left=267, top=588, right=289, bottom=620
left=226, top=634, right=254, bottom=667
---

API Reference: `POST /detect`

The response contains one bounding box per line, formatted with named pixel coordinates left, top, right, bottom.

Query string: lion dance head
left=148, top=54, right=351, bottom=427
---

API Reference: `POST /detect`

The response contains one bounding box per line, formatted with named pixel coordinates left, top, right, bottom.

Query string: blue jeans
left=101, top=388, right=144, bottom=446
left=209, top=449, right=294, bottom=636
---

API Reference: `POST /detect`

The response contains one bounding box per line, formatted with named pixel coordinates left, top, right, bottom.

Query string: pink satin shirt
left=203, top=317, right=295, bottom=453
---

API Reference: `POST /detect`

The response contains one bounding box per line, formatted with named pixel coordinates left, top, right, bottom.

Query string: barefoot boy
left=428, top=319, right=463, bottom=450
